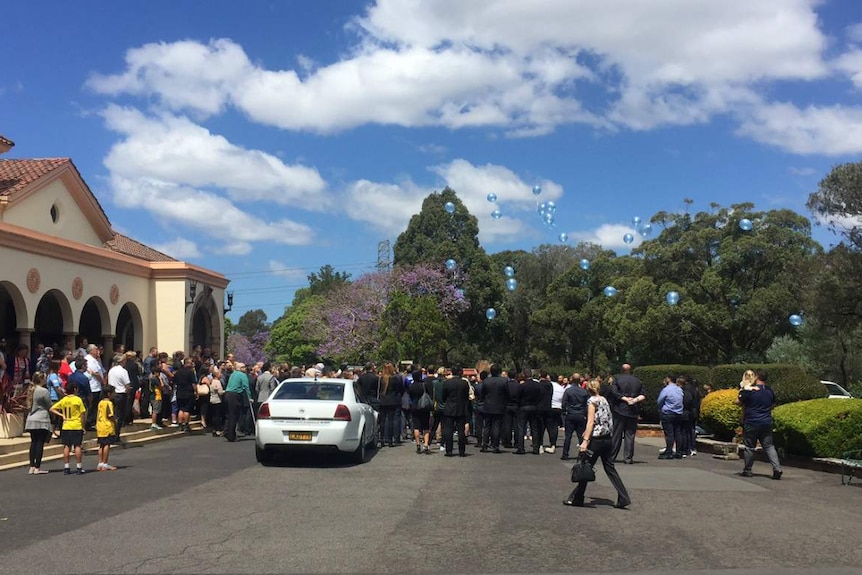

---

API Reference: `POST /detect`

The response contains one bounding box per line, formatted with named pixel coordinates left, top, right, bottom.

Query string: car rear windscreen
left=273, top=382, right=345, bottom=401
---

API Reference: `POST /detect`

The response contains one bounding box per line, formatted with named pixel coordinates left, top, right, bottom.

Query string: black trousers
left=562, top=412, right=586, bottom=458
left=567, top=436, right=630, bottom=506
left=502, top=405, right=518, bottom=447
left=516, top=407, right=540, bottom=453
left=208, top=402, right=224, bottom=432
left=124, top=384, right=139, bottom=424
left=223, top=391, right=242, bottom=441
left=86, top=391, right=103, bottom=429
left=113, top=393, right=128, bottom=439
left=661, top=413, right=686, bottom=454
left=481, top=412, right=503, bottom=449
left=545, top=409, right=562, bottom=446
left=611, top=414, right=638, bottom=463
left=442, top=415, right=467, bottom=455
left=29, top=429, right=51, bottom=468
left=473, top=409, right=485, bottom=440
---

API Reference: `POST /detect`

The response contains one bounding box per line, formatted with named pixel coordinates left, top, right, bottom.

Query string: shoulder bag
left=570, top=452, right=596, bottom=483
left=416, top=383, right=433, bottom=411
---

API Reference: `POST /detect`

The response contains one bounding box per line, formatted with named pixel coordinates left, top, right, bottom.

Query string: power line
left=226, top=260, right=378, bottom=278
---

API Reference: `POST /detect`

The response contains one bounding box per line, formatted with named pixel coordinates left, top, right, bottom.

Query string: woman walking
left=564, top=378, right=631, bottom=509
left=377, top=362, right=404, bottom=448
left=24, top=372, right=52, bottom=475
left=408, top=369, right=433, bottom=454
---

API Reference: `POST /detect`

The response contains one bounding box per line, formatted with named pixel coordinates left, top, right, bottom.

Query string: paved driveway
left=1, top=433, right=860, bottom=574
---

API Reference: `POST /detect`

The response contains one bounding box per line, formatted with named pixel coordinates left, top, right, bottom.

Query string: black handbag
left=570, top=454, right=596, bottom=483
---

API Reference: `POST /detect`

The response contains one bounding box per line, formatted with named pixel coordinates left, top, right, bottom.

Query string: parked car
left=255, top=377, right=379, bottom=465
left=821, top=380, right=854, bottom=399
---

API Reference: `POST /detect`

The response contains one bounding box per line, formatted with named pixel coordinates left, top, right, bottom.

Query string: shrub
left=773, top=399, right=862, bottom=458
left=710, top=364, right=823, bottom=405
left=632, top=365, right=712, bottom=423
left=699, top=389, right=742, bottom=441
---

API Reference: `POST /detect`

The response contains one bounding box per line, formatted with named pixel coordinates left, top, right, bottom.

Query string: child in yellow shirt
left=49, top=381, right=87, bottom=475
left=97, top=386, right=117, bottom=471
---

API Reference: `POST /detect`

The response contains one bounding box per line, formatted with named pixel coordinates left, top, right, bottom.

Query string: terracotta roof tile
left=105, top=233, right=177, bottom=262
left=0, top=158, right=70, bottom=197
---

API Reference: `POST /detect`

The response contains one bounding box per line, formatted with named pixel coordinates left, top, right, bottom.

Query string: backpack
left=416, top=382, right=433, bottom=411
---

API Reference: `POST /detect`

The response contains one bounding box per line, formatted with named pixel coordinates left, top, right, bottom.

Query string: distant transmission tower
left=377, top=240, right=391, bottom=271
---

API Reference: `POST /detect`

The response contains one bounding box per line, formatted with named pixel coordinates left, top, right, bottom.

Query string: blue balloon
left=623, top=233, right=634, bottom=245
left=739, top=218, right=753, bottom=231
left=487, top=192, right=497, bottom=203
left=532, top=185, right=542, bottom=196
left=486, top=307, right=497, bottom=320
left=491, top=208, right=503, bottom=219
left=558, top=232, right=568, bottom=243
left=579, top=258, right=590, bottom=271
left=639, top=223, right=653, bottom=238
left=445, top=259, right=456, bottom=271
left=546, top=201, right=556, bottom=212
left=506, top=278, right=518, bottom=291
left=632, top=216, right=642, bottom=227
left=789, top=314, right=804, bottom=327
left=603, top=286, right=617, bottom=297
left=503, top=265, right=515, bottom=278
left=444, top=201, right=455, bottom=214
left=543, top=212, right=555, bottom=226
left=538, top=201, right=547, bottom=214
left=666, top=291, right=680, bottom=305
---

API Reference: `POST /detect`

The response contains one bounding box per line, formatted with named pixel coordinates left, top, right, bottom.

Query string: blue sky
left=3, top=1, right=862, bottom=323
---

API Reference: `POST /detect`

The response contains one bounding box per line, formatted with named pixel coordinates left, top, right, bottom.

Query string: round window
left=50, top=203, right=59, bottom=223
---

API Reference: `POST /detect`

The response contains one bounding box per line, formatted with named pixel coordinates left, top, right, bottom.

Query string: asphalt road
left=1, top=432, right=861, bottom=575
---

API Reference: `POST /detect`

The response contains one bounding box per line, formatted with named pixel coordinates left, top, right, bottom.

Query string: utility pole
left=377, top=240, right=391, bottom=271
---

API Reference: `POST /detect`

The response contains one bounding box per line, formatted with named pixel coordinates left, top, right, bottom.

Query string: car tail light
left=257, top=403, right=271, bottom=419
left=334, top=404, right=351, bottom=421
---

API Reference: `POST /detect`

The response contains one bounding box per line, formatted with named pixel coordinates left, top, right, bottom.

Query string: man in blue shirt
left=736, top=370, right=783, bottom=479
left=657, top=375, right=684, bottom=459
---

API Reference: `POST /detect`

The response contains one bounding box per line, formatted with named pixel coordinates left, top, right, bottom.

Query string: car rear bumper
left=256, top=419, right=360, bottom=453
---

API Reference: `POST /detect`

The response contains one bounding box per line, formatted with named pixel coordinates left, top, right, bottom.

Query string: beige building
left=0, top=137, right=229, bottom=356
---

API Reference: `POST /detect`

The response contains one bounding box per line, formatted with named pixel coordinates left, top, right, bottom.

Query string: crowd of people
left=5, top=338, right=782, bottom=499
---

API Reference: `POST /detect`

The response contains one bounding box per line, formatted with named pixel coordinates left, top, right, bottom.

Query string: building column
left=16, top=328, right=33, bottom=350
left=102, top=335, right=114, bottom=354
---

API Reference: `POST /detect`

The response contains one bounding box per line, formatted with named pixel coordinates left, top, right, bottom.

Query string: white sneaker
left=659, top=447, right=667, bottom=454
left=170, top=423, right=179, bottom=427
left=544, top=445, right=556, bottom=454
left=690, top=450, right=697, bottom=456
left=150, top=424, right=163, bottom=430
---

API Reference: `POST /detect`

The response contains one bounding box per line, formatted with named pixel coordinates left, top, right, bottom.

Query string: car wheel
left=256, top=445, right=274, bottom=466
left=350, top=427, right=369, bottom=464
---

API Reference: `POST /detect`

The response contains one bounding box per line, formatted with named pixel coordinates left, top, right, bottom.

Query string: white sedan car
left=255, top=377, right=379, bottom=465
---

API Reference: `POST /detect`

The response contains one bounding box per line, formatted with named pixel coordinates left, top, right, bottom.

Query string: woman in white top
left=207, top=367, right=226, bottom=437
left=564, top=378, right=631, bottom=509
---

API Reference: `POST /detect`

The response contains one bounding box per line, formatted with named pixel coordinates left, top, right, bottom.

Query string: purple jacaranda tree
left=227, top=331, right=270, bottom=365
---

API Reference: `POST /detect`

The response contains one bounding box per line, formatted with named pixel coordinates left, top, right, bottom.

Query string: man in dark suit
left=479, top=364, right=509, bottom=453
left=441, top=366, right=470, bottom=457
left=610, top=363, right=646, bottom=464
left=502, top=373, right=520, bottom=448
left=515, top=372, right=541, bottom=454
left=536, top=370, right=554, bottom=453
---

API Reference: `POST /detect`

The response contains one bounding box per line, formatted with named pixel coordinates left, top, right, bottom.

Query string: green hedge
left=711, top=364, right=824, bottom=405
left=632, top=365, right=712, bottom=423
left=699, top=389, right=742, bottom=441
left=773, top=399, right=862, bottom=458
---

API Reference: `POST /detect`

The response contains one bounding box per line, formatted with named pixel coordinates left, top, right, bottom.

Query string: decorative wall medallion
left=72, top=277, right=84, bottom=300
left=110, top=284, right=120, bottom=305
left=26, top=268, right=40, bottom=293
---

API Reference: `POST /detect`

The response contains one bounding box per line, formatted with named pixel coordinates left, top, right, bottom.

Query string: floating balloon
left=445, top=259, right=456, bottom=271
left=491, top=208, right=503, bottom=219
left=506, top=278, right=518, bottom=291
left=579, top=259, right=591, bottom=271
left=532, top=185, right=542, bottom=196
left=558, top=232, right=568, bottom=243
left=503, top=265, right=515, bottom=278
left=546, top=201, right=556, bottom=212
left=444, top=201, right=456, bottom=214
left=666, top=291, right=680, bottom=305
left=639, top=223, right=653, bottom=238
left=739, top=218, right=753, bottom=231
left=486, top=192, right=497, bottom=203
left=603, top=286, right=617, bottom=297
left=543, top=212, right=555, bottom=226
left=623, top=233, right=634, bottom=245
left=486, top=307, right=497, bottom=320
left=632, top=216, right=642, bottom=227
left=538, top=202, right=548, bottom=214
left=789, top=314, right=804, bottom=327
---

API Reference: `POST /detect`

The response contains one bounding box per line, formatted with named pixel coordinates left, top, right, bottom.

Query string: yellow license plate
left=288, top=431, right=312, bottom=441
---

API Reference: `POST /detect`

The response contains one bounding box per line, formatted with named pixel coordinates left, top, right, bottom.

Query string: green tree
left=307, top=265, right=352, bottom=297
left=807, top=161, right=862, bottom=249
left=265, top=296, right=327, bottom=365
left=236, top=309, right=269, bottom=338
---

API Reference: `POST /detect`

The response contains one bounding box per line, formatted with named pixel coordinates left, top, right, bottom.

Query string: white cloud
left=846, top=22, right=862, bottom=43
left=268, top=260, right=308, bottom=280
left=101, top=105, right=327, bottom=205
left=788, top=166, right=817, bottom=176
left=834, top=48, right=862, bottom=89
left=570, top=223, right=643, bottom=250
left=343, top=159, right=565, bottom=244
left=151, top=237, right=202, bottom=260
left=736, top=102, right=862, bottom=155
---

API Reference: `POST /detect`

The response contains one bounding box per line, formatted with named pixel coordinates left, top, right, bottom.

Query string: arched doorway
left=116, top=302, right=143, bottom=353
left=189, top=292, right=219, bottom=354
left=79, top=296, right=110, bottom=348
left=0, top=280, right=28, bottom=348
left=34, top=289, right=73, bottom=349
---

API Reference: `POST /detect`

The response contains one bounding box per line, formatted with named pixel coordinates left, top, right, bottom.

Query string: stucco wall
left=4, top=179, right=104, bottom=246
